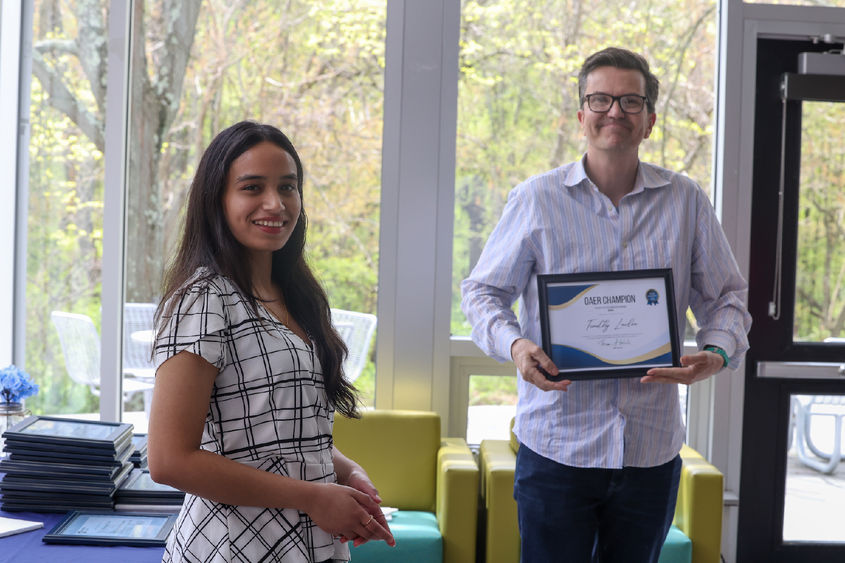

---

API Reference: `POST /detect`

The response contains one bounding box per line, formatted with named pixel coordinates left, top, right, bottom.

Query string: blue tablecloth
left=0, top=508, right=165, bottom=563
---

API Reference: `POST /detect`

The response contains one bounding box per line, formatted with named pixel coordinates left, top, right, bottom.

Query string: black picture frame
left=537, top=269, right=680, bottom=380
left=42, top=510, right=177, bottom=547
left=116, top=469, right=184, bottom=499
left=3, top=416, right=133, bottom=454
left=4, top=441, right=134, bottom=467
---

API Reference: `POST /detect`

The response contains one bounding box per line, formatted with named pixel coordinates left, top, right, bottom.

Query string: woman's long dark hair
left=157, top=120, right=358, bottom=418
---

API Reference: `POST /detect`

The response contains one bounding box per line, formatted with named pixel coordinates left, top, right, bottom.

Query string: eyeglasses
left=583, top=93, right=649, bottom=114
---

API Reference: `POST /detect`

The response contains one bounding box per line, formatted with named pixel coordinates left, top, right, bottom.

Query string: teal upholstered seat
left=333, top=410, right=478, bottom=563
left=658, top=525, right=693, bottom=563
left=350, top=511, right=442, bottom=563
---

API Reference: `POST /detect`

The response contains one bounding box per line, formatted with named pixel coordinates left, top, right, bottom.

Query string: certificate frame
left=116, top=469, right=185, bottom=499
left=3, top=415, right=133, bottom=455
left=42, top=510, right=177, bottom=546
left=537, top=269, right=680, bottom=380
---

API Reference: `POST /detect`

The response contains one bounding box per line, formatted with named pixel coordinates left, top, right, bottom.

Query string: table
left=130, top=330, right=154, bottom=344
left=0, top=508, right=165, bottom=563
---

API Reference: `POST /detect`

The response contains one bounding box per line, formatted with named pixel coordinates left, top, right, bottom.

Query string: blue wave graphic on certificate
left=547, top=284, right=597, bottom=307
left=546, top=280, right=672, bottom=372
left=550, top=344, right=673, bottom=369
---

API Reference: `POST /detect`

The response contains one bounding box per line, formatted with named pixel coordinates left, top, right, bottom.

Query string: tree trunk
left=124, top=0, right=201, bottom=302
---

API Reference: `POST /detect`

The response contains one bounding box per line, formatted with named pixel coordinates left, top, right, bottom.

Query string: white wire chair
left=331, top=308, right=377, bottom=383
left=123, top=302, right=157, bottom=379
left=50, top=310, right=155, bottom=414
left=789, top=338, right=845, bottom=475
left=792, top=395, right=845, bottom=475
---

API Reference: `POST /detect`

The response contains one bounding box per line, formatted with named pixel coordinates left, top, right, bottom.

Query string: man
left=461, top=47, right=751, bottom=562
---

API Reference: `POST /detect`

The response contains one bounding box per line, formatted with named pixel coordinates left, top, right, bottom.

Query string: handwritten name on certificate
left=544, top=276, right=674, bottom=374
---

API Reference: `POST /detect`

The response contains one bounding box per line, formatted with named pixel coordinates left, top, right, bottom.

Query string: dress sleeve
left=153, top=279, right=228, bottom=371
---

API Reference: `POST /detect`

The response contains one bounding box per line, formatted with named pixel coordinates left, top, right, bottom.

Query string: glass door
left=739, top=34, right=845, bottom=562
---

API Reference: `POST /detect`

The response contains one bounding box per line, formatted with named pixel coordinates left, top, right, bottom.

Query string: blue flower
left=0, top=365, right=39, bottom=403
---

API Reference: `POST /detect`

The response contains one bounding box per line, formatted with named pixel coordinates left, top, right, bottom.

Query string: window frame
left=1, top=0, right=25, bottom=367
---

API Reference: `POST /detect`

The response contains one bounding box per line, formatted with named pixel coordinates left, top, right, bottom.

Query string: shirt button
left=622, top=242, right=628, bottom=249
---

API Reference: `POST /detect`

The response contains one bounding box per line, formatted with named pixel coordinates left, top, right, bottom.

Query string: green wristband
left=704, top=345, right=729, bottom=368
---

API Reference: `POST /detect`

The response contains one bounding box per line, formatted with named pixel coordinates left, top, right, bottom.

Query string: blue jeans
left=514, top=444, right=682, bottom=563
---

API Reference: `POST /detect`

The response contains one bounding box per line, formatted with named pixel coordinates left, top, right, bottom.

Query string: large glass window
left=466, top=374, right=517, bottom=443
left=26, top=0, right=109, bottom=417
left=793, top=101, right=845, bottom=343
left=122, top=1, right=386, bottom=426
left=453, top=0, right=719, bottom=437
left=23, top=0, right=384, bottom=426
left=452, top=0, right=718, bottom=336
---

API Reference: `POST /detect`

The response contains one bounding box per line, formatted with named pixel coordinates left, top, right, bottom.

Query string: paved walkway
left=784, top=413, right=845, bottom=542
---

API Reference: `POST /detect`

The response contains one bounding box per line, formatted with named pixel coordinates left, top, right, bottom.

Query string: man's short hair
left=578, top=47, right=659, bottom=113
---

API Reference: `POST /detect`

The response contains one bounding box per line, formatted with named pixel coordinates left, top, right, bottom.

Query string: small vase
left=0, top=401, right=30, bottom=457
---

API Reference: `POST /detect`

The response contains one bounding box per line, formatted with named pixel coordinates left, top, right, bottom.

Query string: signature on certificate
left=599, top=337, right=633, bottom=348
left=585, top=318, right=639, bottom=333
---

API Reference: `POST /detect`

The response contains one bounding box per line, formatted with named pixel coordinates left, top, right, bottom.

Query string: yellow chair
left=479, top=424, right=723, bottom=563
left=333, top=409, right=479, bottom=563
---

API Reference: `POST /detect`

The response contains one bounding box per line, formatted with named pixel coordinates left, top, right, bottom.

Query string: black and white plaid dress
left=154, top=269, right=350, bottom=563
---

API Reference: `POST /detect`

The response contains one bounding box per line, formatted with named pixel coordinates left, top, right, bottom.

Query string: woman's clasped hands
left=307, top=482, right=395, bottom=548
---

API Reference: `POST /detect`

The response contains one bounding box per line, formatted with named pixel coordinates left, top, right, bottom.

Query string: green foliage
left=26, top=45, right=104, bottom=414
left=794, top=102, right=845, bottom=340
left=164, top=0, right=386, bottom=316
left=469, top=374, right=517, bottom=406
left=353, top=362, right=376, bottom=409
left=312, top=256, right=379, bottom=315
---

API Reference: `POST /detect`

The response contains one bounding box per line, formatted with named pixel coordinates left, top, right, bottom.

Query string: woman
left=147, top=121, right=394, bottom=562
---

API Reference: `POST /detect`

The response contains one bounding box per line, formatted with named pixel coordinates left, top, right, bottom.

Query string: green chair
left=479, top=422, right=723, bottom=563
left=333, top=409, right=479, bottom=563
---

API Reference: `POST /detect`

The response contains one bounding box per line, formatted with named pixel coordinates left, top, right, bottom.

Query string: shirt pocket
left=632, top=238, right=677, bottom=270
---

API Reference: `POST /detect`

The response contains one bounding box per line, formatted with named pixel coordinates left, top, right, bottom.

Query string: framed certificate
left=3, top=416, right=133, bottom=456
left=538, top=269, right=680, bottom=380
left=42, top=510, right=177, bottom=546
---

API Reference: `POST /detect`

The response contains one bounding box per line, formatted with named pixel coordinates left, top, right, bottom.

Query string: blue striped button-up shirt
left=461, top=156, right=751, bottom=468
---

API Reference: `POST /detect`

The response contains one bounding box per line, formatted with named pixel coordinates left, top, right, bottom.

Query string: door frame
left=723, top=3, right=845, bottom=562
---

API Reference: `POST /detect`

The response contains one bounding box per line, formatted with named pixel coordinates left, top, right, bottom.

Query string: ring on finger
left=362, top=515, right=374, bottom=527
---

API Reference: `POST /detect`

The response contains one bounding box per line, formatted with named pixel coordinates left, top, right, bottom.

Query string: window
left=453, top=0, right=719, bottom=433
left=466, top=374, right=517, bottom=443
left=793, top=101, right=845, bottom=343
left=25, top=0, right=109, bottom=417
left=20, top=0, right=385, bottom=426
left=453, top=0, right=718, bottom=335
left=123, top=0, right=386, bottom=425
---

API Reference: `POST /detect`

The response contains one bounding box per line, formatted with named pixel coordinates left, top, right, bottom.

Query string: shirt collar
left=563, top=154, right=672, bottom=195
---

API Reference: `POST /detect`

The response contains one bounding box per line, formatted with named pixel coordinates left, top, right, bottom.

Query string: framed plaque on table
left=42, top=510, right=177, bottom=546
left=537, top=269, right=680, bottom=380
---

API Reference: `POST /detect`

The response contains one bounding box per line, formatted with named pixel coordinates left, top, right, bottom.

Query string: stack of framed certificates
left=114, top=468, right=184, bottom=512
left=0, top=416, right=134, bottom=512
